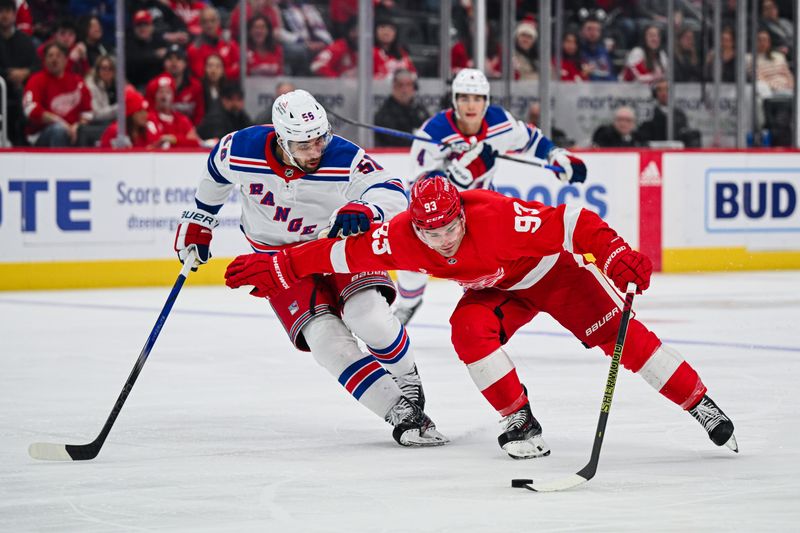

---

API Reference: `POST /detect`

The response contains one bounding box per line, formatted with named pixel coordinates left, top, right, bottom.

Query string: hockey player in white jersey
left=393, top=68, right=588, bottom=324
left=173, top=90, right=447, bottom=447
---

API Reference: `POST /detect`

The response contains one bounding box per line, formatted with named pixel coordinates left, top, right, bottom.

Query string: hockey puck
left=511, top=479, right=533, bottom=488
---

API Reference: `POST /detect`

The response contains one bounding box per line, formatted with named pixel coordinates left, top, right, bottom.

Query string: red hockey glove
left=224, top=251, right=300, bottom=298
left=328, top=200, right=383, bottom=238
left=597, top=238, right=652, bottom=294
left=547, top=148, right=587, bottom=184
left=174, top=208, right=219, bottom=271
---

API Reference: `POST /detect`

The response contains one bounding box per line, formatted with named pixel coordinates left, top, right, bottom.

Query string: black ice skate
left=385, top=397, right=448, bottom=447
left=689, top=395, right=738, bottom=452
left=498, top=401, right=550, bottom=459
left=393, top=300, right=422, bottom=326
left=392, top=365, right=425, bottom=410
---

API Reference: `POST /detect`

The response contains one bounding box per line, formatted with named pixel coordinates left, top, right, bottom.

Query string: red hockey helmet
left=410, top=172, right=463, bottom=230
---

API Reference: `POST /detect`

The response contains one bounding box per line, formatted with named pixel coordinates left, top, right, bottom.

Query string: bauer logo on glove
left=174, top=208, right=220, bottom=270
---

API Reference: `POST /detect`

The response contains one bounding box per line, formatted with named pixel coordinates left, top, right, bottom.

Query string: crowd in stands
left=0, top=0, right=796, bottom=148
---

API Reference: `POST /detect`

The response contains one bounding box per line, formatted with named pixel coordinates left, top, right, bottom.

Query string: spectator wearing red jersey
left=229, top=0, right=282, bottom=43
left=310, top=16, right=357, bottom=77
left=187, top=6, right=240, bottom=80
left=146, top=73, right=202, bottom=148
left=622, top=25, right=667, bottom=83
left=23, top=42, right=92, bottom=146
left=100, top=87, right=162, bottom=148
left=246, top=14, right=283, bottom=76
left=170, top=0, right=205, bottom=36
left=162, top=43, right=205, bottom=125
left=373, top=11, right=414, bottom=80
left=555, top=31, right=586, bottom=82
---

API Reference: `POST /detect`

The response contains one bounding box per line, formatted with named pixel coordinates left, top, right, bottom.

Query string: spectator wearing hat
left=23, top=42, right=92, bottom=146
left=373, top=10, right=415, bottom=80
left=513, top=17, right=538, bottom=80
left=128, top=0, right=190, bottom=46
left=127, top=9, right=168, bottom=89
left=0, top=0, right=38, bottom=145
left=146, top=73, right=202, bottom=147
left=99, top=86, right=162, bottom=148
left=196, top=81, right=252, bottom=141
left=373, top=68, right=429, bottom=147
left=161, top=43, right=205, bottom=125
left=187, top=6, right=240, bottom=80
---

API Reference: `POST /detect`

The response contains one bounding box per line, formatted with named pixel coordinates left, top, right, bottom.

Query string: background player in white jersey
left=173, top=90, right=447, bottom=447
left=394, top=68, right=588, bottom=324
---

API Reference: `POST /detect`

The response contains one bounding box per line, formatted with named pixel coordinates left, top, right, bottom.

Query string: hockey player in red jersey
left=224, top=172, right=738, bottom=459
left=393, top=68, right=587, bottom=325
left=174, top=91, right=447, bottom=448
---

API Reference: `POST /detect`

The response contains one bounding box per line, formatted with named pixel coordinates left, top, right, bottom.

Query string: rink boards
left=0, top=148, right=798, bottom=290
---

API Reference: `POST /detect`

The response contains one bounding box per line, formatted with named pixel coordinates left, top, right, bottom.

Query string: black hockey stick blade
left=28, top=253, right=197, bottom=461
left=511, top=283, right=637, bottom=492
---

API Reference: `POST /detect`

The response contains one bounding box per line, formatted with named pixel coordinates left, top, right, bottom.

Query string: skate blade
left=724, top=433, right=739, bottom=453
left=398, top=427, right=449, bottom=447
left=502, top=435, right=551, bottom=459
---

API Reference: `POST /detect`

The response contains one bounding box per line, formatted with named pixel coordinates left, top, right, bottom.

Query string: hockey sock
left=466, top=348, right=528, bottom=416
left=637, top=344, right=708, bottom=409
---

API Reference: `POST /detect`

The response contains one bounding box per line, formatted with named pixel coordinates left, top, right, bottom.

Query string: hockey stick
left=28, top=251, right=198, bottom=461
left=511, top=282, right=637, bottom=492
left=327, top=110, right=564, bottom=173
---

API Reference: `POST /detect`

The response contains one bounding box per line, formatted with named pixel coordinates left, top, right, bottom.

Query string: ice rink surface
left=2, top=271, right=799, bottom=532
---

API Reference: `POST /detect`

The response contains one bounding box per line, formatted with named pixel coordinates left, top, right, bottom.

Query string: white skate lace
left=691, top=399, right=726, bottom=434
left=394, top=370, right=422, bottom=405
left=501, top=407, right=530, bottom=432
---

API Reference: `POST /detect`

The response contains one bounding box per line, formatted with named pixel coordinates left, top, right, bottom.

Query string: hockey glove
left=547, top=147, right=587, bottom=184
left=174, top=208, right=220, bottom=271
left=597, top=238, right=653, bottom=294
left=328, top=200, right=383, bottom=238
left=445, top=138, right=496, bottom=190
left=224, top=251, right=299, bottom=298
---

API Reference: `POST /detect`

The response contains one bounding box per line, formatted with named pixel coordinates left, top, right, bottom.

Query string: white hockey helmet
left=272, top=89, right=332, bottom=167
left=451, top=68, right=490, bottom=120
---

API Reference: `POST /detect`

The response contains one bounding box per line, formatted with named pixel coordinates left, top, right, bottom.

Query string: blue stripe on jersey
left=230, top=164, right=275, bottom=175
left=319, top=135, right=362, bottom=168
left=301, top=174, right=349, bottom=182
left=421, top=112, right=455, bottom=141
left=195, top=199, right=222, bottom=214
left=483, top=105, right=509, bottom=127
left=207, top=144, right=230, bottom=184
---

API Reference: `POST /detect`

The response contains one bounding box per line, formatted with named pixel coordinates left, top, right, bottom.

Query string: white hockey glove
left=174, top=207, right=220, bottom=270
left=445, top=137, right=496, bottom=190
left=547, top=147, right=587, bottom=184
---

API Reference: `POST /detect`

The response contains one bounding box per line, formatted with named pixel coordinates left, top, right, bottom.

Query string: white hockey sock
left=303, top=314, right=401, bottom=419
left=342, top=290, right=416, bottom=376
